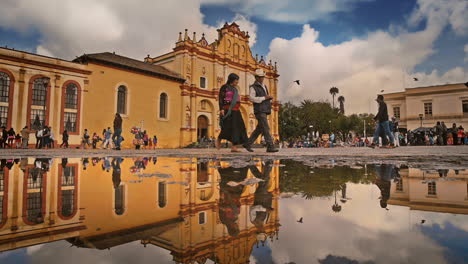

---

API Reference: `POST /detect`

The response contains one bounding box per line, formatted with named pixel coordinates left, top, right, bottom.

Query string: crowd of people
left=0, top=113, right=158, bottom=150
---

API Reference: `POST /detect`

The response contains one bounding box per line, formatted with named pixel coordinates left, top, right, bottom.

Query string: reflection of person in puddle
left=374, top=164, right=399, bottom=209
left=218, top=165, right=248, bottom=237
left=112, top=157, right=124, bottom=189
left=249, top=160, right=274, bottom=244
left=438, top=169, right=449, bottom=178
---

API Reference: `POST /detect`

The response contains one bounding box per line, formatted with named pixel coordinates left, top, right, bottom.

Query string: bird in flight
left=413, top=77, right=419, bottom=81
left=297, top=217, right=303, bottom=223
left=294, top=80, right=300, bottom=85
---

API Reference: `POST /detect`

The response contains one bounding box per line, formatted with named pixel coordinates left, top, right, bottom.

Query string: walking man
left=369, top=95, right=394, bottom=148
left=20, top=126, right=31, bottom=149
left=113, top=113, right=123, bottom=150
left=243, top=69, right=278, bottom=153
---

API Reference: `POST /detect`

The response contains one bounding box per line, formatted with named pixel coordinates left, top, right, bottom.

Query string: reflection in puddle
left=0, top=157, right=467, bottom=264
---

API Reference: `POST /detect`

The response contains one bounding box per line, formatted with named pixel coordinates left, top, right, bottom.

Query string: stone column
left=15, top=69, right=27, bottom=129
left=52, top=74, right=62, bottom=144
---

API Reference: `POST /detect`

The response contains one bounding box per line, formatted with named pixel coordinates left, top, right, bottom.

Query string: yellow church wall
left=77, top=157, right=184, bottom=238
left=82, top=63, right=183, bottom=148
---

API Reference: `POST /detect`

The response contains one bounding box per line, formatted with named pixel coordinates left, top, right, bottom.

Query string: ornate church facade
left=146, top=22, right=280, bottom=146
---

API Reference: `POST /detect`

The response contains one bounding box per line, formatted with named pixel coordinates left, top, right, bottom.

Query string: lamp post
left=419, top=114, right=423, bottom=128
left=329, top=120, right=332, bottom=133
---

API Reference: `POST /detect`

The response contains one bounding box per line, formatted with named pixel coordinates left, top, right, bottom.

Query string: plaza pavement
left=0, top=146, right=467, bottom=159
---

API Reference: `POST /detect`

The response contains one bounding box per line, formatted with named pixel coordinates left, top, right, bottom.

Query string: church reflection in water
left=0, top=157, right=280, bottom=264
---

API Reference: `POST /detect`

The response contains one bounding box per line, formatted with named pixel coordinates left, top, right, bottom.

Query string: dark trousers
left=442, top=133, right=447, bottom=145
left=247, top=113, right=273, bottom=147
left=452, top=133, right=458, bottom=145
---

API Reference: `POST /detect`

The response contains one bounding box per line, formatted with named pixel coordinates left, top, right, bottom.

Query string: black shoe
left=266, top=147, right=278, bottom=153
left=116, top=147, right=121, bottom=150
left=243, top=144, right=254, bottom=152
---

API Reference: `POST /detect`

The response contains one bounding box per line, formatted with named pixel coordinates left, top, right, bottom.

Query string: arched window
left=62, top=82, right=80, bottom=133
left=158, top=182, right=167, bottom=208
left=0, top=72, right=10, bottom=128
left=159, top=93, right=168, bottom=118
left=24, top=167, right=46, bottom=225
left=114, top=185, right=125, bottom=215
left=30, top=77, right=49, bottom=130
left=117, top=85, right=127, bottom=114
left=0, top=72, right=10, bottom=103
left=0, top=168, right=8, bottom=228
left=65, top=83, right=78, bottom=109
left=58, top=165, right=77, bottom=219
left=32, top=78, right=47, bottom=106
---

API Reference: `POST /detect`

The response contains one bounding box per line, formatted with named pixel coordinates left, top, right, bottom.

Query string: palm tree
left=329, top=87, right=339, bottom=108
left=337, top=96, right=345, bottom=114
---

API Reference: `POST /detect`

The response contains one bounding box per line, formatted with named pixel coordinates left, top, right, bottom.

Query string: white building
left=384, top=82, right=468, bottom=130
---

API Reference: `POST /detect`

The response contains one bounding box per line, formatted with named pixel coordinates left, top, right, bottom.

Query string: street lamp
left=328, top=120, right=332, bottom=133
left=419, top=114, right=423, bottom=128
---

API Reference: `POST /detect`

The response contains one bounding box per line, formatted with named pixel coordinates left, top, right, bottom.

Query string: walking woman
left=216, top=73, right=248, bottom=152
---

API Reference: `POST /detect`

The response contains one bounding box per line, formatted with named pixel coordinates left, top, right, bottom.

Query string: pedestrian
left=441, top=121, right=448, bottom=145
left=81, top=129, right=90, bottom=149
left=42, top=126, right=50, bottom=149
left=152, top=135, right=158, bottom=149
left=133, top=129, right=142, bottom=150
left=113, top=113, right=123, bottom=150
left=49, top=127, right=55, bottom=148
left=102, top=127, right=113, bottom=149
left=452, top=123, right=458, bottom=145
left=458, top=126, right=465, bottom=145
left=435, top=121, right=443, bottom=145
left=242, top=69, right=278, bottom=153
left=391, top=117, right=400, bottom=147
left=143, top=130, right=149, bottom=149
left=61, top=130, right=69, bottom=148
left=92, top=132, right=99, bottom=149
left=215, top=73, right=248, bottom=152
left=20, top=126, right=31, bottom=149
left=7, top=128, right=15, bottom=148
left=36, top=128, right=43, bottom=149
left=369, top=95, right=394, bottom=148
left=15, top=133, right=22, bottom=148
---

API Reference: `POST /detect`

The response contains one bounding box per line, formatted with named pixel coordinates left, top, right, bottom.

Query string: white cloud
left=202, top=0, right=372, bottom=23
left=0, top=0, right=258, bottom=60
left=267, top=0, right=468, bottom=113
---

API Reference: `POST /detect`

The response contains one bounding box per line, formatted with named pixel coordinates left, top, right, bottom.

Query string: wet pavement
left=0, top=156, right=467, bottom=264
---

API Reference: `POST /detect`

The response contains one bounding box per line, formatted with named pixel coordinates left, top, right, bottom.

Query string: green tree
left=279, top=102, right=304, bottom=140
left=337, top=95, right=345, bottom=114
left=329, top=87, right=339, bottom=108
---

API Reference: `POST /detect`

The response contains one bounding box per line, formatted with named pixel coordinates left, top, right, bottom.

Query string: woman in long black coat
left=216, top=73, right=248, bottom=152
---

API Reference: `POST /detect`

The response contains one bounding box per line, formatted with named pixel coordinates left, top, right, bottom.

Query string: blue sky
left=200, top=0, right=467, bottom=74
left=0, top=0, right=466, bottom=112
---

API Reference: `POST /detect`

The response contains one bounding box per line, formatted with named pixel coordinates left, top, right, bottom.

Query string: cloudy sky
left=0, top=0, right=467, bottom=113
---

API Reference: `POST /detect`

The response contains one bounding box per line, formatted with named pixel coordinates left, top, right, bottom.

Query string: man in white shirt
left=243, top=69, right=278, bottom=153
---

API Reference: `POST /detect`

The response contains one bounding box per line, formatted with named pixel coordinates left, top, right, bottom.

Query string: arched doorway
left=197, top=115, right=209, bottom=141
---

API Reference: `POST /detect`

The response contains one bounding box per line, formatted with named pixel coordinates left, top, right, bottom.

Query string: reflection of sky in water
left=0, top=158, right=467, bottom=264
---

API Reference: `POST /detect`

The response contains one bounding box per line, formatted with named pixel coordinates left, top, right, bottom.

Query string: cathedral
left=0, top=23, right=279, bottom=148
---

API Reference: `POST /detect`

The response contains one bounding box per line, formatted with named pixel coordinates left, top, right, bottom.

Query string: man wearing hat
left=243, top=69, right=278, bottom=152
left=370, top=94, right=395, bottom=148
